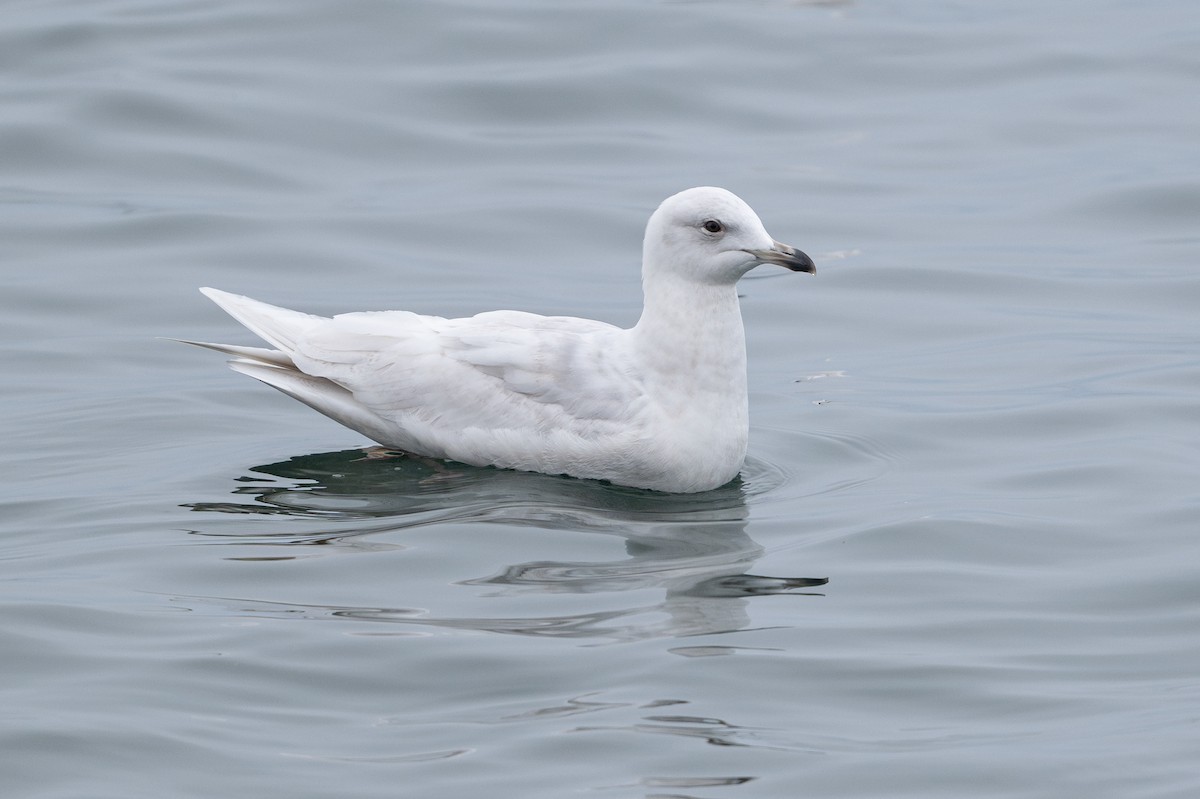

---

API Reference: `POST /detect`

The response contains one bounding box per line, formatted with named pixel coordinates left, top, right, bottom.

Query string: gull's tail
left=178, top=288, right=393, bottom=442
left=175, top=287, right=322, bottom=371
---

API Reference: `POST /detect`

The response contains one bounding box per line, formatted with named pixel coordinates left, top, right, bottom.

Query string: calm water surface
left=2, top=1, right=1198, bottom=797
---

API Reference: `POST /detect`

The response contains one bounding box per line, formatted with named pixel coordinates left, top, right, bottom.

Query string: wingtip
left=192, top=287, right=322, bottom=357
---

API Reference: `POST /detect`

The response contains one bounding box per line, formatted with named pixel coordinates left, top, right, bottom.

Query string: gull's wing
left=293, top=309, right=647, bottom=448
left=191, top=289, right=648, bottom=461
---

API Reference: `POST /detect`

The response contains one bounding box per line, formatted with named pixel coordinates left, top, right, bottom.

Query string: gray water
left=3, top=1, right=1199, bottom=797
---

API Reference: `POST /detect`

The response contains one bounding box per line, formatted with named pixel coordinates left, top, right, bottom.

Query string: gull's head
left=643, top=187, right=815, bottom=286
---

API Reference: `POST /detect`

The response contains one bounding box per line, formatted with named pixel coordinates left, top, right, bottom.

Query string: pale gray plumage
left=183, top=187, right=815, bottom=493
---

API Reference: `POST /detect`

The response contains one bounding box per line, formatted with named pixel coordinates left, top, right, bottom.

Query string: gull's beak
left=744, top=240, right=816, bottom=274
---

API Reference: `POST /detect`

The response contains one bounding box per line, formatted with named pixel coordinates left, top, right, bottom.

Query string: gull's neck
left=630, top=270, right=748, bottom=399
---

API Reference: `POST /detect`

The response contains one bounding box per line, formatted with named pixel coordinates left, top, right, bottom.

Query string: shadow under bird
left=181, top=186, right=815, bottom=493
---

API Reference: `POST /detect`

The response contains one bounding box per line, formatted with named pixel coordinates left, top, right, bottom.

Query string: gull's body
left=185, top=187, right=814, bottom=493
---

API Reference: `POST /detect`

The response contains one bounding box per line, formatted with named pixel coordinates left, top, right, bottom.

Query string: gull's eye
left=702, top=219, right=724, bottom=234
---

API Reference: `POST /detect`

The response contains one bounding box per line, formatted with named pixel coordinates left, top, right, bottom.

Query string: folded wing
left=189, top=288, right=648, bottom=464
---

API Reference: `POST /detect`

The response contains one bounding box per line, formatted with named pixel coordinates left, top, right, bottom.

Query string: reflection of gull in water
left=181, top=449, right=826, bottom=642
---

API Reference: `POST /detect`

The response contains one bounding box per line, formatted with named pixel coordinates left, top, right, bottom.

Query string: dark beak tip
left=787, top=254, right=817, bottom=274
left=744, top=246, right=816, bottom=274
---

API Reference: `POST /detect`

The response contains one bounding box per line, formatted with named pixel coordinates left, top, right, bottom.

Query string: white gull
left=183, top=187, right=815, bottom=493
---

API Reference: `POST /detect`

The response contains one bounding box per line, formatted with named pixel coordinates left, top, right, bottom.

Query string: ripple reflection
left=179, top=448, right=826, bottom=642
